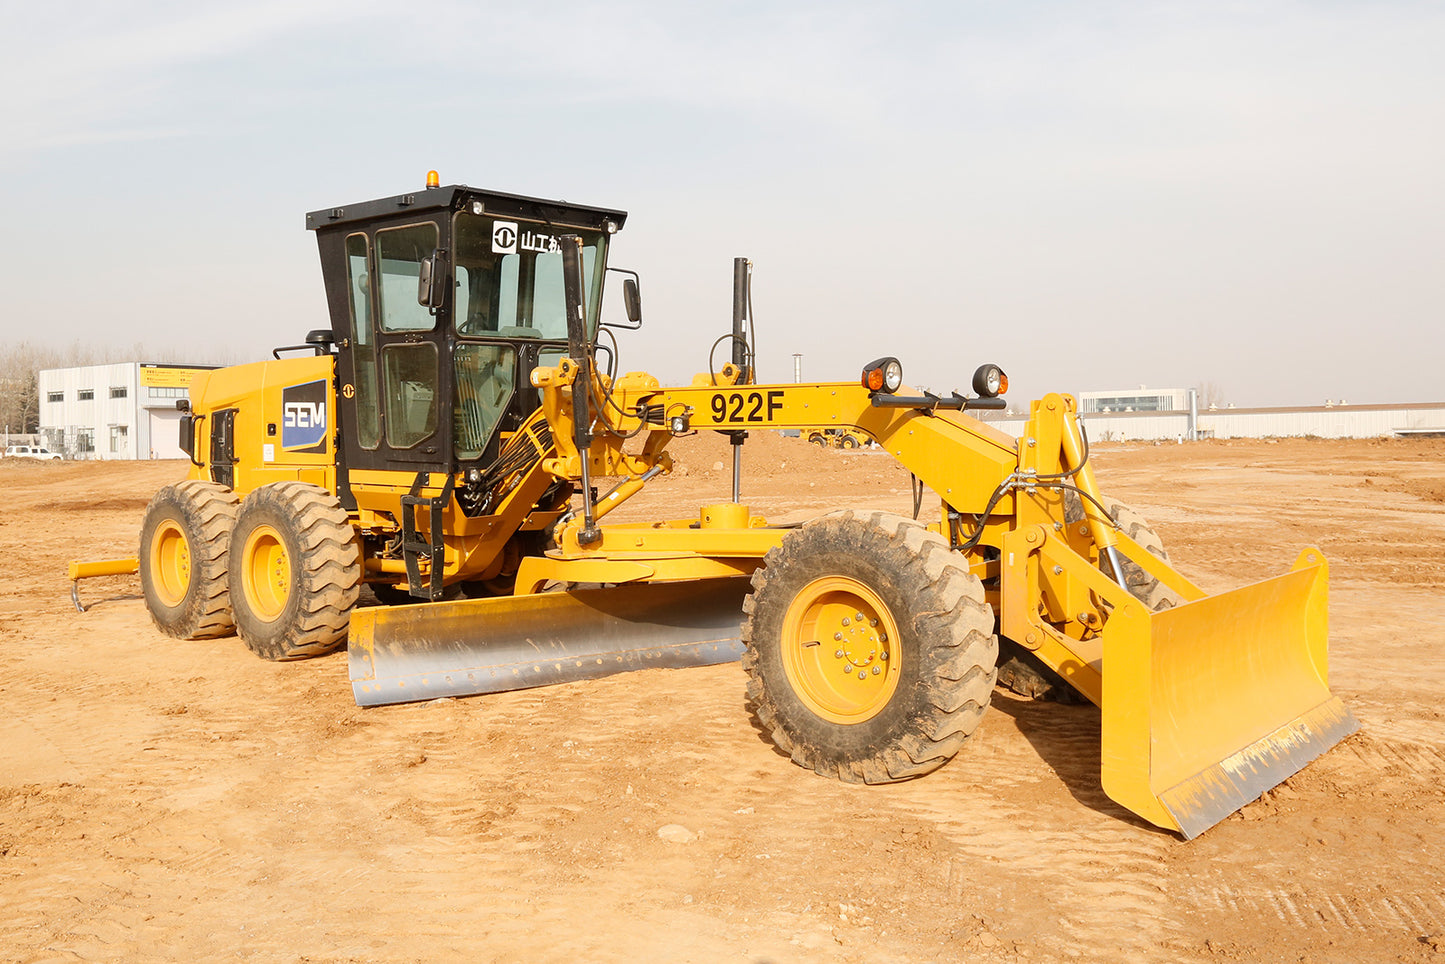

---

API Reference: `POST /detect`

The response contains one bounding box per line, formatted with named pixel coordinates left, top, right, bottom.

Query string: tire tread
left=743, top=510, right=997, bottom=785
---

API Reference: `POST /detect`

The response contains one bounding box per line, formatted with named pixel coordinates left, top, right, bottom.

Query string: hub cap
left=242, top=524, right=291, bottom=622
left=150, top=519, right=191, bottom=607
left=780, top=576, right=901, bottom=724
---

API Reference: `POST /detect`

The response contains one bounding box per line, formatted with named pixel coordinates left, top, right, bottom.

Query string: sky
left=1, top=0, right=1441, bottom=406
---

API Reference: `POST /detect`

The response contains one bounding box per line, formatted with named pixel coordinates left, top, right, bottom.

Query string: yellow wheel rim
left=242, top=524, right=291, bottom=622
left=781, top=576, right=901, bottom=724
left=150, top=519, right=191, bottom=608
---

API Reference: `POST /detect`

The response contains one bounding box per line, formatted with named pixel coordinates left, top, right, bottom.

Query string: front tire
left=1106, top=499, right=1184, bottom=611
left=229, top=482, right=360, bottom=660
left=139, top=481, right=240, bottom=639
left=743, top=510, right=997, bottom=783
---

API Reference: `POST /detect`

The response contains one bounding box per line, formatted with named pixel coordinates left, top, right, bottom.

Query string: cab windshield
left=452, top=211, right=605, bottom=340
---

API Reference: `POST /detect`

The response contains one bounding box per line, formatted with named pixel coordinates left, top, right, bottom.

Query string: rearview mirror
left=623, top=278, right=642, bottom=324
left=417, top=249, right=447, bottom=309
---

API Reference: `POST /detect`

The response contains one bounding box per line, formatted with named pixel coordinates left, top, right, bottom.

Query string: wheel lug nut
left=855, top=612, right=865, bottom=621
left=879, top=651, right=888, bottom=661
left=872, top=666, right=881, bottom=675
left=858, top=671, right=867, bottom=680
left=835, top=649, right=844, bottom=659
left=834, top=632, right=843, bottom=641
left=841, top=617, right=850, bottom=627
left=870, top=618, right=878, bottom=627
left=844, top=664, right=855, bottom=674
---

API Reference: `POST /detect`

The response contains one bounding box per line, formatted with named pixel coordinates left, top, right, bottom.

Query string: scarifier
left=72, top=173, right=1357, bottom=838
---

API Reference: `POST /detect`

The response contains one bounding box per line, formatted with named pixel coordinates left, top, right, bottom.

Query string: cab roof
left=305, top=184, right=628, bottom=234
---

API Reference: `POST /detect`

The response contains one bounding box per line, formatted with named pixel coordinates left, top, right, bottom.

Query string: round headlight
left=883, top=360, right=903, bottom=393
left=972, top=364, right=1008, bottom=398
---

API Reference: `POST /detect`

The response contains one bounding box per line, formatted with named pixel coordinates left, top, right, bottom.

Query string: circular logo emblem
left=341, top=383, right=355, bottom=399
left=492, top=224, right=516, bottom=248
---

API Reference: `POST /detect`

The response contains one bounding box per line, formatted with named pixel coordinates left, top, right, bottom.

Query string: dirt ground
left=2, top=432, right=1443, bottom=963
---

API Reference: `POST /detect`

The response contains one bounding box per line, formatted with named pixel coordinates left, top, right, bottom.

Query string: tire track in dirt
left=876, top=695, right=1179, bottom=958
left=1197, top=886, right=1445, bottom=935
left=1339, top=732, right=1445, bottom=774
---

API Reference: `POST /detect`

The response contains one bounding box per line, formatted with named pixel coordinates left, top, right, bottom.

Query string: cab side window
left=377, top=224, right=439, bottom=333
left=453, top=344, right=515, bottom=460
left=383, top=344, right=439, bottom=449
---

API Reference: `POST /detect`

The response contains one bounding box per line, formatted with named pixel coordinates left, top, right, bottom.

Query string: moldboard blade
left=1101, top=547, right=1357, bottom=838
left=1160, top=696, right=1358, bottom=840
left=347, top=576, right=750, bottom=707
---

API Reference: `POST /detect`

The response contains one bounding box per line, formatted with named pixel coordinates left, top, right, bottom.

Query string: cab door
left=336, top=220, right=454, bottom=473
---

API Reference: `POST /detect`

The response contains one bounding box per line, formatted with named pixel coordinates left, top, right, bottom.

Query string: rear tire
left=743, top=510, right=997, bottom=783
left=139, top=481, right=240, bottom=639
left=995, top=495, right=1180, bottom=702
left=229, top=482, right=360, bottom=660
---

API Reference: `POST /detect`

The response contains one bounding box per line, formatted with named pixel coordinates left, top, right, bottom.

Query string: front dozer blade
left=1101, top=547, right=1358, bottom=839
left=348, top=576, right=750, bottom=707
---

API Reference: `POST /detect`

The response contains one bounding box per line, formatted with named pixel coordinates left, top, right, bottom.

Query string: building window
left=77, top=389, right=94, bottom=401
left=147, top=386, right=188, bottom=399
left=1087, top=394, right=1172, bottom=413
left=110, top=387, right=128, bottom=399
left=110, top=425, right=129, bottom=453
left=47, top=391, right=63, bottom=403
left=76, top=429, right=95, bottom=453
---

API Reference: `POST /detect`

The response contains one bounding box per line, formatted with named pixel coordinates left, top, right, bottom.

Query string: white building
left=979, top=400, right=1445, bottom=441
left=1079, top=387, right=1192, bottom=414
left=38, top=363, right=215, bottom=460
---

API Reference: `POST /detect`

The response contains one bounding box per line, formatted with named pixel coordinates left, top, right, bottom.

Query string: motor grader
left=805, top=427, right=871, bottom=449
left=71, top=175, right=1356, bottom=839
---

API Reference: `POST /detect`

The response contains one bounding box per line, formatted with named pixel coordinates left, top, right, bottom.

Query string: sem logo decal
left=492, top=221, right=518, bottom=254
left=281, top=380, right=328, bottom=453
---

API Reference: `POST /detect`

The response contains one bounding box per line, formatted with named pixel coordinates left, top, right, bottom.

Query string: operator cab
left=307, top=180, right=627, bottom=483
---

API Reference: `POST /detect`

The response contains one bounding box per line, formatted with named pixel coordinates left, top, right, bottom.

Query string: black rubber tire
left=839, top=435, right=858, bottom=449
left=458, top=530, right=544, bottom=599
left=808, top=433, right=827, bottom=447
left=995, top=495, right=1180, bottom=702
left=1106, top=499, right=1184, bottom=611
left=139, top=480, right=240, bottom=639
left=742, top=510, right=998, bottom=784
left=228, top=482, right=361, bottom=660
left=994, top=638, right=1090, bottom=705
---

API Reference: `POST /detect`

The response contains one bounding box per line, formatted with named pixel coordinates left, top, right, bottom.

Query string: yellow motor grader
left=805, top=427, right=872, bottom=449
left=72, top=176, right=1356, bottom=839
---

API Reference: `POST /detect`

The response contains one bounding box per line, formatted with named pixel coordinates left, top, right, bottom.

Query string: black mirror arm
left=603, top=267, right=643, bottom=330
